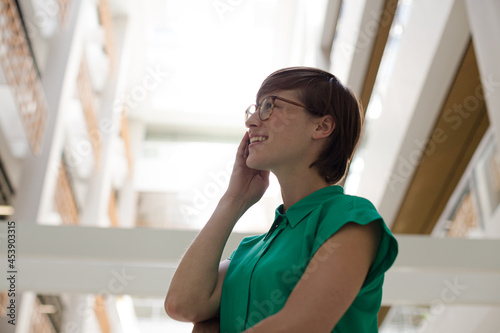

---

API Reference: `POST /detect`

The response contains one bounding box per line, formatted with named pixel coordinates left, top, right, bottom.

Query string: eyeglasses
left=245, top=95, right=316, bottom=121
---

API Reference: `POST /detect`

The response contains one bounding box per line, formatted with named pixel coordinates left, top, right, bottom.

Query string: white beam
left=320, top=0, right=342, bottom=55
left=355, top=0, right=471, bottom=227
left=316, top=0, right=342, bottom=69
left=0, top=223, right=499, bottom=305
left=329, top=0, right=386, bottom=95
left=0, top=223, right=249, bottom=297
left=464, top=0, right=500, bottom=151
left=12, top=0, right=86, bottom=224
left=79, top=16, right=131, bottom=227
left=383, top=235, right=500, bottom=305
left=345, top=0, right=386, bottom=95
left=16, top=292, right=36, bottom=333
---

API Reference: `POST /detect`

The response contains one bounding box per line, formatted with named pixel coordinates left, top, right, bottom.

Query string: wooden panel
left=57, top=0, right=71, bottom=27
left=77, top=55, right=102, bottom=169
left=97, top=0, right=116, bottom=73
left=0, top=0, right=48, bottom=155
left=0, top=156, right=14, bottom=205
left=378, top=305, right=390, bottom=326
left=108, top=189, right=119, bottom=227
left=120, top=111, right=134, bottom=173
left=95, top=295, right=111, bottom=333
left=54, top=159, right=79, bottom=225
left=0, top=291, right=7, bottom=317
left=359, top=0, right=399, bottom=111
left=446, top=192, right=479, bottom=237
left=392, top=40, right=490, bottom=234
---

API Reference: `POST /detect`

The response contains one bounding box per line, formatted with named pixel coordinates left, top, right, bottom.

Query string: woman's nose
left=245, top=110, right=261, bottom=128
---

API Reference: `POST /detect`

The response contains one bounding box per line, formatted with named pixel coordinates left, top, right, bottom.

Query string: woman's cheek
left=266, top=110, right=294, bottom=133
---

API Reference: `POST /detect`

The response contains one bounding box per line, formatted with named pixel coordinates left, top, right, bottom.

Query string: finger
left=243, top=137, right=249, bottom=160
left=237, top=132, right=249, bottom=156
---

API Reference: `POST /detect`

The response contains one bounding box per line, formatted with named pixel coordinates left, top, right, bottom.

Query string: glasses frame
left=245, top=95, right=318, bottom=121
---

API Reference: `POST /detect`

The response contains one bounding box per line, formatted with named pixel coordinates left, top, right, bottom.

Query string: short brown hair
left=256, top=67, right=363, bottom=184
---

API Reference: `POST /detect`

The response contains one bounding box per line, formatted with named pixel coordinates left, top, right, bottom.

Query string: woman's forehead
left=257, top=89, right=300, bottom=103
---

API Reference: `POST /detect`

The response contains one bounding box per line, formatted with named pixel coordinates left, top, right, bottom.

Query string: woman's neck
left=276, top=168, right=329, bottom=212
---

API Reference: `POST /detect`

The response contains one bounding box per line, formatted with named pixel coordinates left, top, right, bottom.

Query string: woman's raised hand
left=166, top=135, right=263, bottom=323
left=223, top=132, right=270, bottom=211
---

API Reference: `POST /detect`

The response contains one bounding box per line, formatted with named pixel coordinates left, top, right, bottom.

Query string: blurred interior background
left=0, top=0, right=500, bottom=332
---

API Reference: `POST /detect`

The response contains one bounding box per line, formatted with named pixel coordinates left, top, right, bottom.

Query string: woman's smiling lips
left=248, top=133, right=268, bottom=147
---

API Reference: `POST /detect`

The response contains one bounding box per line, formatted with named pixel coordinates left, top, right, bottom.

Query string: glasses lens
left=245, top=105, right=256, bottom=121
left=260, top=97, right=274, bottom=120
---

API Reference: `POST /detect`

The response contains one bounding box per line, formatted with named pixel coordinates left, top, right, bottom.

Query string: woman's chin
left=245, top=157, right=258, bottom=169
left=246, top=156, right=267, bottom=171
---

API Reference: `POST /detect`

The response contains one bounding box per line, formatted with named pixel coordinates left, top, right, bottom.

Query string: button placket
left=264, top=215, right=285, bottom=241
left=244, top=225, right=285, bottom=327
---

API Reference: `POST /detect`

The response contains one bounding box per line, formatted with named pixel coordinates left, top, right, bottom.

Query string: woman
left=165, top=67, right=398, bottom=332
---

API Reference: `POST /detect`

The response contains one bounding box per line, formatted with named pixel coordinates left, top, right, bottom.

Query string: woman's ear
left=312, top=115, right=335, bottom=139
